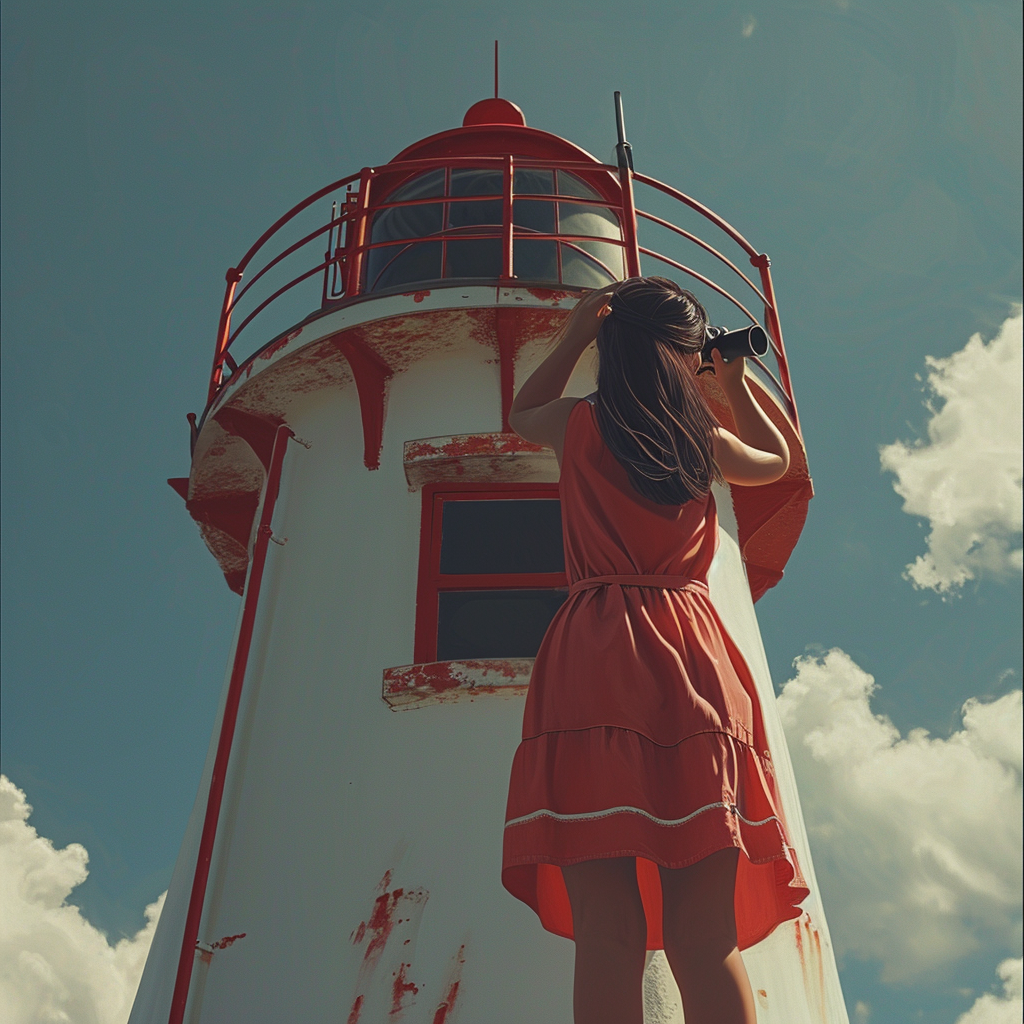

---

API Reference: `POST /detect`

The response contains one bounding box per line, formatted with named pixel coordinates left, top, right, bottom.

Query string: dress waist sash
left=568, top=574, right=709, bottom=598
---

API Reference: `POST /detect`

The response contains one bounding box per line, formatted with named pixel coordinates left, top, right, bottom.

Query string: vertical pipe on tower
left=166, top=424, right=294, bottom=1024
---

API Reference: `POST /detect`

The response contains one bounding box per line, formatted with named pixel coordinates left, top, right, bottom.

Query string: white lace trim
left=505, top=801, right=781, bottom=830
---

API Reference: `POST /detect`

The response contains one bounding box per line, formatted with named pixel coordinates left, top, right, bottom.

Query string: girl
left=502, top=277, right=808, bottom=1024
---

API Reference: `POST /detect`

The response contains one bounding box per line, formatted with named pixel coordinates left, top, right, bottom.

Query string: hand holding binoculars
left=697, top=324, right=770, bottom=374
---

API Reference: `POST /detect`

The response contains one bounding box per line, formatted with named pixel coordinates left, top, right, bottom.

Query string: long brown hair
left=595, top=276, right=723, bottom=505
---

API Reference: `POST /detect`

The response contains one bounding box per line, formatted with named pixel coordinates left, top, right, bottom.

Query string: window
left=366, top=168, right=624, bottom=292
left=414, top=483, right=568, bottom=663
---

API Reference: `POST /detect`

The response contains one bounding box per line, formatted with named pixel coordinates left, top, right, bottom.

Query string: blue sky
left=1, top=2, right=1021, bottom=1022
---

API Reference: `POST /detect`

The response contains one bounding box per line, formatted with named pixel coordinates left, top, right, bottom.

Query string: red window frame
left=414, top=481, right=567, bottom=664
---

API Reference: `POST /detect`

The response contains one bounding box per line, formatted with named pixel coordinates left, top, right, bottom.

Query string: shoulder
left=508, top=397, right=589, bottom=458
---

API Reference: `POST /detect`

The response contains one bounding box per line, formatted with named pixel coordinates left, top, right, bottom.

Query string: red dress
left=502, top=398, right=808, bottom=951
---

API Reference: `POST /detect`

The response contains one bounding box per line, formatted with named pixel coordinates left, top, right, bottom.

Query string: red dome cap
left=462, top=98, right=527, bottom=127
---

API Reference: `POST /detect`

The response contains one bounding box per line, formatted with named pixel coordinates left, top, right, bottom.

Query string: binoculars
left=698, top=324, right=769, bottom=373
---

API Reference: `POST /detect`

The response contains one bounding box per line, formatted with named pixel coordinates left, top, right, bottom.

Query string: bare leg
left=659, top=849, right=756, bottom=1024
left=562, top=857, right=648, bottom=1024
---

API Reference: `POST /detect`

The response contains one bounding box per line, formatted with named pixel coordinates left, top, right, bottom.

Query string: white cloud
left=880, top=309, right=1023, bottom=594
left=955, top=958, right=1023, bottom=1024
left=0, top=775, right=164, bottom=1024
left=741, top=15, right=757, bottom=38
left=776, top=650, right=1022, bottom=982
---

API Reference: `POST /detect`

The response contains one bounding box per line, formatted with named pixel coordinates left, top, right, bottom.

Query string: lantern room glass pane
left=444, top=239, right=503, bottom=279
left=447, top=170, right=503, bottom=236
left=367, top=241, right=442, bottom=291
left=557, top=171, right=601, bottom=198
left=450, top=168, right=503, bottom=196
left=371, top=203, right=444, bottom=244
left=560, top=242, right=622, bottom=287
left=439, top=498, right=564, bottom=575
left=513, top=199, right=556, bottom=234
left=390, top=168, right=447, bottom=200
left=514, top=168, right=555, bottom=196
left=514, top=239, right=559, bottom=281
left=559, top=202, right=621, bottom=239
left=436, top=589, right=568, bottom=660
left=371, top=169, right=446, bottom=243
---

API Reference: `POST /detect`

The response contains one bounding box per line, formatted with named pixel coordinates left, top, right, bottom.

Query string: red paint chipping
left=259, top=329, right=301, bottom=361
left=383, top=659, right=534, bottom=709
left=390, top=962, right=419, bottom=1016
left=364, top=888, right=404, bottom=964
left=348, top=874, right=430, bottom=1022
left=197, top=949, right=213, bottom=966
left=346, top=995, right=364, bottom=1024
left=431, top=983, right=460, bottom=1024
left=210, top=933, right=246, bottom=950
left=525, top=286, right=572, bottom=303
left=410, top=291, right=431, bottom=302
left=431, top=945, right=466, bottom=1024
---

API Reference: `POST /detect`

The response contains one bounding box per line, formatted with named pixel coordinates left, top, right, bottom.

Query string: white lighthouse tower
left=130, top=92, right=849, bottom=1023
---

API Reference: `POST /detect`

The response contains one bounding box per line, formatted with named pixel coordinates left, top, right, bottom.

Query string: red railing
left=205, top=157, right=799, bottom=433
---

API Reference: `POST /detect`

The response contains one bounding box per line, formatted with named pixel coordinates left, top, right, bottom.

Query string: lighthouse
left=129, top=92, right=849, bottom=1023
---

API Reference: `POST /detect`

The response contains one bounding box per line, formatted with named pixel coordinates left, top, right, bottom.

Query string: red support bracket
left=333, top=337, right=394, bottom=469
left=215, top=406, right=284, bottom=472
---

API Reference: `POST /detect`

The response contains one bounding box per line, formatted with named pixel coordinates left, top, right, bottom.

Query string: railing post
left=345, top=169, right=373, bottom=298
left=322, top=201, right=336, bottom=308
left=614, top=93, right=641, bottom=279
left=502, top=154, right=514, bottom=280
left=751, top=253, right=799, bottom=433
left=208, top=268, right=243, bottom=407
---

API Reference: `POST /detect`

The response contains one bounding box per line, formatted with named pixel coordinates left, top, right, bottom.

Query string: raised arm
left=710, top=348, right=791, bottom=486
left=508, top=285, right=619, bottom=458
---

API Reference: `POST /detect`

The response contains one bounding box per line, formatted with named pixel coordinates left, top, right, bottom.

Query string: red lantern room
left=174, top=93, right=810, bottom=605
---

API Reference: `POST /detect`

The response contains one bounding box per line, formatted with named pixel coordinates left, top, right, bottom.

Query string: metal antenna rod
left=614, top=91, right=633, bottom=171
left=494, top=40, right=499, bottom=98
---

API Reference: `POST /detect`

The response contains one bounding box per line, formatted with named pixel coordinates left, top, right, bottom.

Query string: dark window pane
left=450, top=168, right=503, bottom=196
left=437, top=589, right=567, bottom=660
left=444, top=238, right=503, bottom=279
left=371, top=202, right=444, bottom=244
left=447, top=199, right=503, bottom=230
left=557, top=171, right=601, bottom=199
left=367, top=241, right=442, bottom=291
left=387, top=168, right=447, bottom=201
left=513, top=199, right=555, bottom=234
left=514, top=168, right=555, bottom=196
left=440, top=499, right=564, bottom=574
left=514, top=239, right=559, bottom=282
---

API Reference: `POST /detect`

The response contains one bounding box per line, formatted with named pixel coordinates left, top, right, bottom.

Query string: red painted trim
left=501, top=155, right=514, bottom=279
left=413, top=483, right=565, bottom=663
left=333, top=337, right=394, bottom=470
left=168, top=424, right=294, bottom=1024
left=167, top=478, right=189, bottom=501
